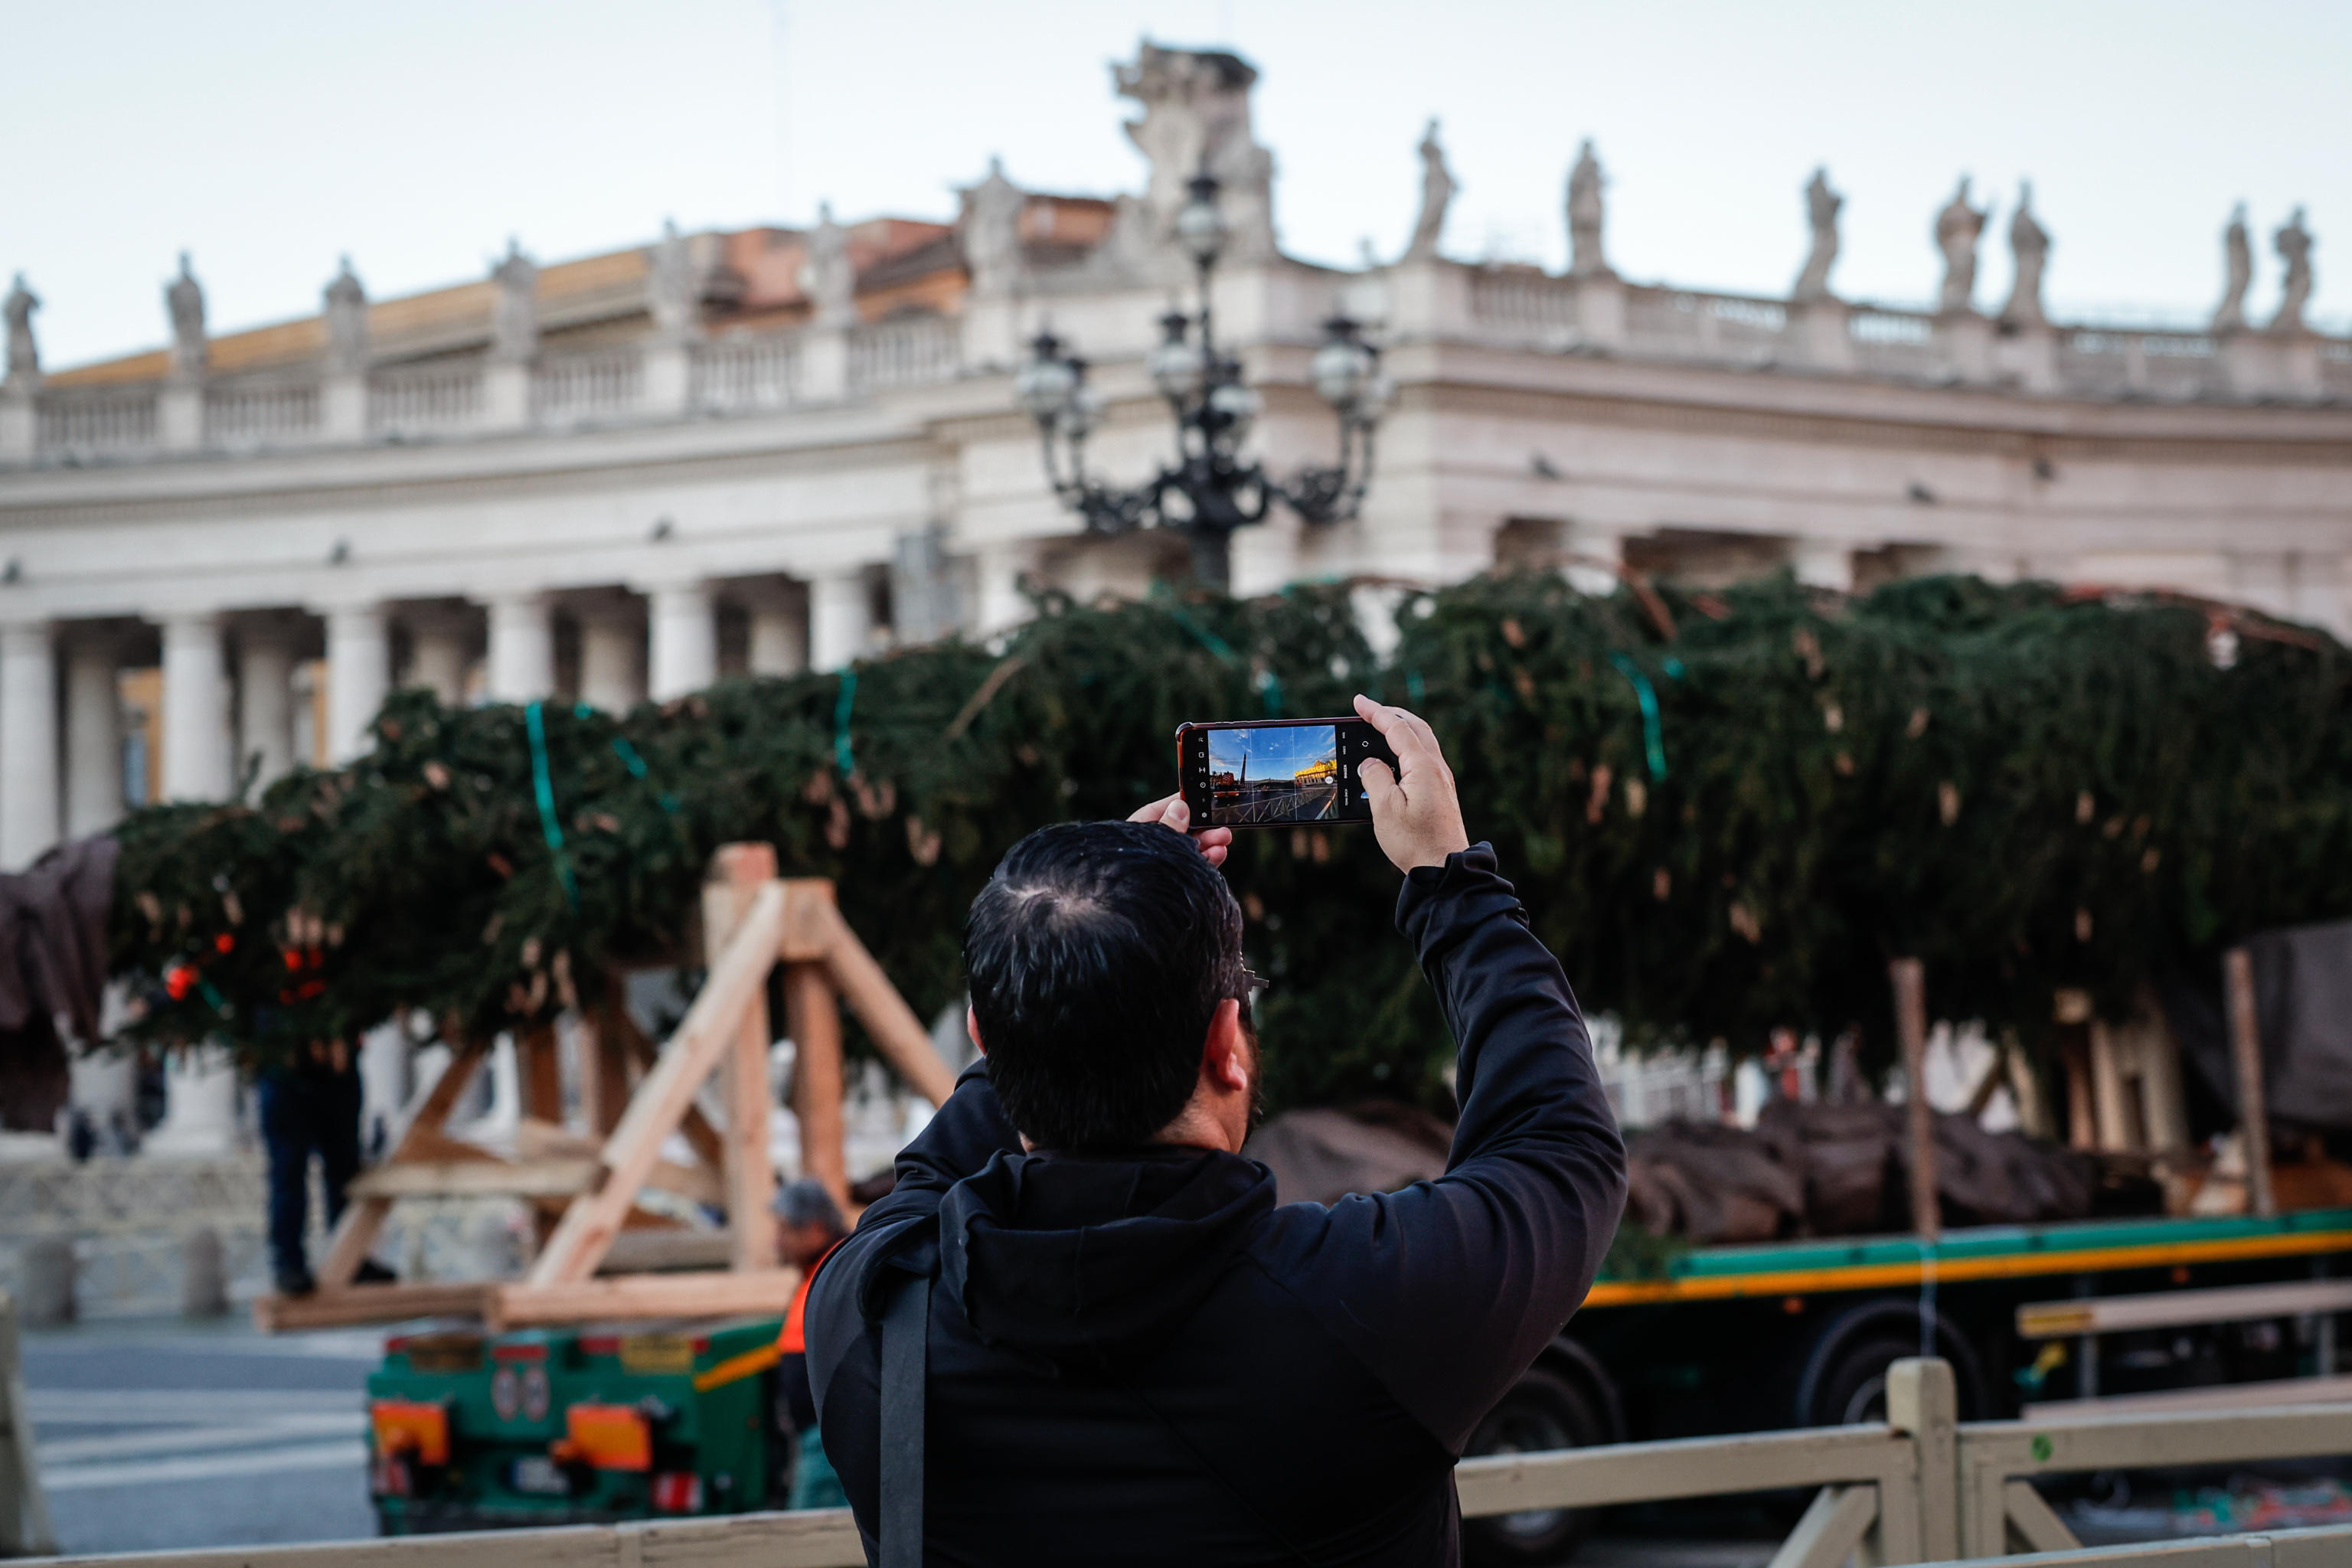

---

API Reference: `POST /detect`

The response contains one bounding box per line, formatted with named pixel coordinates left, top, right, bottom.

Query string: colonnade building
left=3, top=42, right=2347, bottom=874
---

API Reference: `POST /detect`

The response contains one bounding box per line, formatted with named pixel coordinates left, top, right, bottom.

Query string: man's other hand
left=1352, top=694, right=1472, bottom=874
left=1129, top=793, right=1233, bottom=867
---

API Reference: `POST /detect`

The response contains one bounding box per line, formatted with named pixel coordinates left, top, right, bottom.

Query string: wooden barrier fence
left=9, top=1355, right=2350, bottom=1567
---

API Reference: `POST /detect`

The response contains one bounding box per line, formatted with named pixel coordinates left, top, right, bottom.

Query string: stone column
left=799, top=328, right=851, bottom=403
left=357, top=1019, right=412, bottom=1160
left=406, top=614, right=470, bottom=704
left=749, top=596, right=808, bottom=676
left=1563, top=523, right=1627, bottom=597
left=969, top=544, right=1037, bottom=639
left=1384, top=258, right=1474, bottom=345
left=577, top=606, right=645, bottom=710
left=161, top=614, right=231, bottom=800
left=1934, top=311, right=1994, bottom=384
left=0, top=384, right=34, bottom=460
left=808, top=570, right=872, bottom=672
left=0, top=620, right=60, bottom=869
left=143, top=1044, right=240, bottom=1157
left=1576, top=276, right=1628, bottom=350
left=2009, top=323, right=2060, bottom=395
left=1792, top=298, right=1854, bottom=373
left=645, top=581, right=717, bottom=701
left=1791, top=539, right=1856, bottom=593
left=324, top=604, right=390, bottom=763
left=485, top=593, right=554, bottom=702
left=234, top=627, right=297, bottom=789
left=64, top=636, right=123, bottom=839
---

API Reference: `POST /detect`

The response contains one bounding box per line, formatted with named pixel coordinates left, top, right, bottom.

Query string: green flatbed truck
left=365, top=1315, right=789, bottom=1534
left=360, top=1208, right=2352, bottom=1553
left=1462, top=1204, right=2352, bottom=1563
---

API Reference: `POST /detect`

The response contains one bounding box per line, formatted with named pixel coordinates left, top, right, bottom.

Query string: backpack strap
left=878, top=1271, right=931, bottom=1568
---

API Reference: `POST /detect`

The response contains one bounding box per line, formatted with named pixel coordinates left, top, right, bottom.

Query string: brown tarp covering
left=1626, top=1100, right=2096, bottom=1243
left=0, top=835, right=118, bottom=1046
left=1245, top=1102, right=1454, bottom=1207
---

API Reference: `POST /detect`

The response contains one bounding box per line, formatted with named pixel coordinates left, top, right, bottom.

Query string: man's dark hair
left=965, top=820, right=1246, bottom=1150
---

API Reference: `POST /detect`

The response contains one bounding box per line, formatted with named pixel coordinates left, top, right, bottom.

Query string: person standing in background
left=772, top=1178, right=850, bottom=1509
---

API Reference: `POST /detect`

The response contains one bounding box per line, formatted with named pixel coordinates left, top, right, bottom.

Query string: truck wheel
left=1795, top=1303, right=1988, bottom=1427
left=1462, top=1366, right=1605, bottom=1567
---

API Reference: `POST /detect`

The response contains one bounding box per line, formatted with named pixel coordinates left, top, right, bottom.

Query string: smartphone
left=1175, top=717, right=1399, bottom=828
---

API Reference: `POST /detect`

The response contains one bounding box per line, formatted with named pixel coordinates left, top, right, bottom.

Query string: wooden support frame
left=255, top=850, right=959, bottom=1333
left=1890, top=958, right=1940, bottom=1244
left=2223, top=946, right=2278, bottom=1217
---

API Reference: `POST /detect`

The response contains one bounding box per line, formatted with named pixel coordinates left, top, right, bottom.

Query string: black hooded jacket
left=804, top=844, right=1627, bottom=1566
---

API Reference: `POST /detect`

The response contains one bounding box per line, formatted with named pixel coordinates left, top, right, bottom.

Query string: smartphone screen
left=1176, top=717, right=1397, bottom=827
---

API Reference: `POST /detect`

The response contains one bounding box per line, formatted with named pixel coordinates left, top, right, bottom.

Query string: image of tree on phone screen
left=1205, top=725, right=1340, bottom=825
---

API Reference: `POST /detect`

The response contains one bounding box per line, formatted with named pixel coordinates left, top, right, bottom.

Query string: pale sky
left=4, top=1, right=2345, bottom=370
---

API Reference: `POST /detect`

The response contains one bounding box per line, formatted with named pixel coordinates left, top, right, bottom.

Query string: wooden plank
left=784, top=962, right=849, bottom=1217
left=2023, top=1376, right=2352, bottom=1419
left=251, top=1281, right=490, bottom=1332
left=705, top=846, right=779, bottom=1273
left=525, top=882, right=786, bottom=1288
left=608, top=1001, right=727, bottom=1177
left=12, top=1524, right=622, bottom=1568
left=583, top=995, right=633, bottom=1136
left=487, top=1269, right=801, bottom=1332
left=633, top=1509, right=864, bottom=1568
left=2019, top=1279, right=2352, bottom=1340
left=519, top=1021, right=564, bottom=1125
left=350, top=1158, right=599, bottom=1200
left=2003, top=1479, right=2083, bottom=1553
left=312, top=1041, right=485, bottom=1294
left=778, top=877, right=844, bottom=963
left=1454, top=1425, right=1910, bottom=1516
left=597, top=1230, right=734, bottom=1275
left=1890, top=958, right=1939, bottom=1243
left=1765, top=1485, right=1876, bottom=1568
left=816, top=902, right=958, bottom=1107
left=1972, top=1401, right=2352, bottom=1474
left=2223, top=947, right=2276, bottom=1217
left=2089, top=1019, right=2133, bottom=1152
left=1887, top=1356, right=1959, bottom=1563
left=516, top=1122, right=725, bottom=1207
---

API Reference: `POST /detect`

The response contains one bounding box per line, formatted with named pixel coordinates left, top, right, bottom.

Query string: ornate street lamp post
left=1015, top=172, right=1391, bottom=590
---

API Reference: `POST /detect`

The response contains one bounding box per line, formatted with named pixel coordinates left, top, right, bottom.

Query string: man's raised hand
left=1129, top=792, right=1233, bottom=867
left=1351, top=694, right=1471, bottom=874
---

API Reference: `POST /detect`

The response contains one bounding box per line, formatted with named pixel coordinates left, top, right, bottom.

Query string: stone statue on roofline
left=1999, top=181, right=2050, bottom=329
left=1932, top=176, right=1987, bottom=315
left=1792, top=167, right=1842, bottom=303
left=647, top=219, right=702, bottom=341
left=959, top=158, right=1027, bottom=299
left=2270, top=207, right=2314, bottom=336
left=2210, top=203, right=2252, bottom=334
left=322, top=256, right=368, bottom=374
left=1104, top=43, right=1280, bottom=277
left=489, top=239, right=538, bottom=363
left=1566, top=139, right=1612, bottom=280
left=4, top=273, right=38, bottom=384
left=1403, top=119, right=1455, bottom=263
left=799, top=203, right=858, bottom=329
left=165, top=252, right=207, bottom=379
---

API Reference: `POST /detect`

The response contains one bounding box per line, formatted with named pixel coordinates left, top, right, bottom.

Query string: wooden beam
left=252, top=1281, right=489, bottom=1332
left=1890, top=958, right=1940, bottom=1243
left=518, top=1021, right=564, bottom=1125
left=818, top=903, right=958, bottom=1107
left=583, top=994, right=633, bottom=1136
left=607, top=999, right=728, bottom=1176
left=526, top=881, right=787, bottom=1288
left=351, top=1158, right=599, bottom=1200
left=515, top=1120, right=725, bottom=1206
left=2223, top=947, right=2277, bottom=1217
left=311, top=1040, right=485, bottom=1294
left=488, top=1268, right=802, bottom=1332
left=785, top=961, right=849, bottom=1217
left=707, top=846, right=779, bottom=1272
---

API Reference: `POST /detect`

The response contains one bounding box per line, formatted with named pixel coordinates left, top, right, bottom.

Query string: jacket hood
left=934, top=1145, right=1275, bottom=1365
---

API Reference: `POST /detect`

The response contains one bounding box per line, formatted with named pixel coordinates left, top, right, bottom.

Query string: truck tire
left=1461, top=1365, right=1606, bottom=1567
left=1795, top=1301, right=1988, bottom=1427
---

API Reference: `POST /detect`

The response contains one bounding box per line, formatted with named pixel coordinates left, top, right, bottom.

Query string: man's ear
left=967, top=1004, right=987, bottom=1057
left=1201, top=998, right=1248, bottom=1094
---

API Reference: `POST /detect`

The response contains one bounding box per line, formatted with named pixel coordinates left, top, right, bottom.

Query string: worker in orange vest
left=772, top=1179, right=848, bottom=1509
